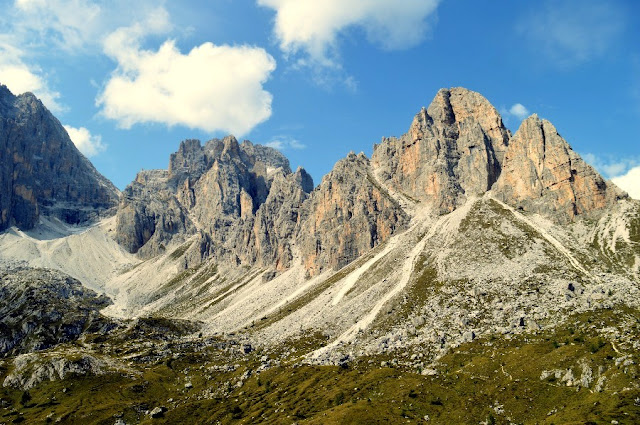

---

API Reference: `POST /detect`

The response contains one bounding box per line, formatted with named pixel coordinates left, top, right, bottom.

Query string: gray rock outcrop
left=115, top=136, right=313, bottom=267
left=115, top=170, right=195, bottom=257
left=0, top=84, right=119, bottom=231
left=0, top=266, right=113, bottom=356
left=3, top=353, right=108, bottom=390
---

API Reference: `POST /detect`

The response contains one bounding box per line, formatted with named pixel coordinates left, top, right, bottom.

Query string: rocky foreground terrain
left=0, top=84, right=638, bottom=423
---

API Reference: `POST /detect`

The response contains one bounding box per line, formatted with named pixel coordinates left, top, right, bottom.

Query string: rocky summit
left=494, top=114, right=624, bottom=223
left=372, top=87, right=510, bottom=214
left=0, top=85, right=119, bottom=232
left=115, top=135, right=314, bottom=271
left=0, top=86, right=639, bottom=424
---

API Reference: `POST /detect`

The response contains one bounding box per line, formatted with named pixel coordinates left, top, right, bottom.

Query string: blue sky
left=0, top=0, right=638, bottom=198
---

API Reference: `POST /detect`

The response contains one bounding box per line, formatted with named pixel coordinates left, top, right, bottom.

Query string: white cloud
left=499, top=102, right=531, bottom=127
left=0, top=41, right=64, bottom=112
left=10, top=0, right=168, bottom=53
left=582, top=153, right=638, bottom=179
left=508, top=103, right=530, bottom=120
left=97, top=14, right=276, bottom=136
left=0, top=1, right=174, bottom=114
left=13, top=0, right=102, bottom=53
left=3, top=1, right=279, bottom=136
left=517, top=0, right=625, bottom=66
left=63, top=124, right=106, bottom=157
left=258, top=0, right=440, bottom=67
left=265, top=136, right=306, bottom=150
left=612, top=166, right=640, bottom=200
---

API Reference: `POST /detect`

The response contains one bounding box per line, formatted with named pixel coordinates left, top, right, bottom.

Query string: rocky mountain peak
left=168, top=139, right=210, bottom=187
left=221, top=134, right=240, bottom=157
left=493, top=114, right=625, bottom=222
left=174, top=138, right=203, bottom=159
left=239, top=139, right=291, bottom=173
left=426, top=87, right=510, bottom=159
left=0, top=84, right=119, bottom=231
left=115, top=134, right=310, bottom=267
left=0, top=84, right=16, bottom=113
left=372, top=87, right=510, bottom=214
left=293, top=167, right=314, bottom=193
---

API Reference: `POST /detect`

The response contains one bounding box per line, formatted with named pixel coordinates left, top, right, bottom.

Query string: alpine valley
left=0, top=84, right=639, bottom=424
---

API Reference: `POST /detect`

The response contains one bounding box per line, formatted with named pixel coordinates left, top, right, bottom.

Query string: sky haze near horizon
left=0, top=0, right=638, bottom=198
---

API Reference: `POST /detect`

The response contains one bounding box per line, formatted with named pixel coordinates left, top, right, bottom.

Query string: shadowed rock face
left=115, top=136, right=313, bottom=268
left=493, top=115, right=624, bottom=223
left=0, top=85, right=119, bottom=231
left=372, top=87, right=510, bottom=213
left=115, top=170, right=195, bottom=257
left=251, top=167, right=313, bottom=271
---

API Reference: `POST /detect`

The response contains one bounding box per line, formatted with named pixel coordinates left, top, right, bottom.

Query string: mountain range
left=0, top=83, right=639, bottom=424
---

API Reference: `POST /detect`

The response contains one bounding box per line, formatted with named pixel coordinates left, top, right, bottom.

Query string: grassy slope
left=1, top=308, right=639, bottom=424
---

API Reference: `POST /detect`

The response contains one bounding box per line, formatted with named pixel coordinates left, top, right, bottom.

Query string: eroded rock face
left=372, top=87, right=510, bottom=213
left=297, top=153, right=408, bottom=275
left=115, top=170, right=195, bottom=257
left=114, top=86, right=627, bottom=276
left=115, top=136, right=313, bottom=266
left=493, top=115, right=623, bottom=223
left=251, top=167, right=313, bottom=270
left=0, top=85, right=119, bottom=231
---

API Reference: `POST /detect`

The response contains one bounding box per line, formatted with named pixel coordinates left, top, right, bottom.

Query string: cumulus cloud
left=508, top=103, right=530, bottom=120
left=499, top=102, right=531, bottom=127
left=265, top=136, right=306, bottom=150
left=0, top=1, right=175, bottom=113
left=0, top=41, right=64, bottom=112
left=97, top=15, right=277, bottom=136
left=258, top=0, right=441, bottom=67
left=517, top=0, right=625, bottom=66
left=63, top=125, right=106, bottom=157
left=4, top=1, right=279, bottom=136
left=582, top=153, right=638, bottom=179
left=612, top=167, right=640, bottom=200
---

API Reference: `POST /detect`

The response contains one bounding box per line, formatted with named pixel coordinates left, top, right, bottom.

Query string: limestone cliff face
left=115, top=170, right=195, bottom=257
left=114, top=86, right=627, bottom=276
left=116, top=141, right=407, bottom=275
left=0, top=85, right=119, bottom=231
left=372, top=87, right=510, bottom=213
left=297, top=153, right=408, bottom=276
left=493, top=115, right=624, bottom=223
left=249, top=167, right=313, bottom=270
left=115, top=136, right=312, bottom=267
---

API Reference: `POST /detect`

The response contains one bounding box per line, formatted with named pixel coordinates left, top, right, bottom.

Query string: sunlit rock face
left=297, top=152, right=408, bottom=276
left=493, top=115, right=624, bottom=223
left=372, top=87, right=510, bottom=214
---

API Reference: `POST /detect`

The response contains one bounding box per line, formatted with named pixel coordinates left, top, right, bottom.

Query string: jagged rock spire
left=493, top=114, right=624, bottom=223
left=372, top=87, right=510, bottom=213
